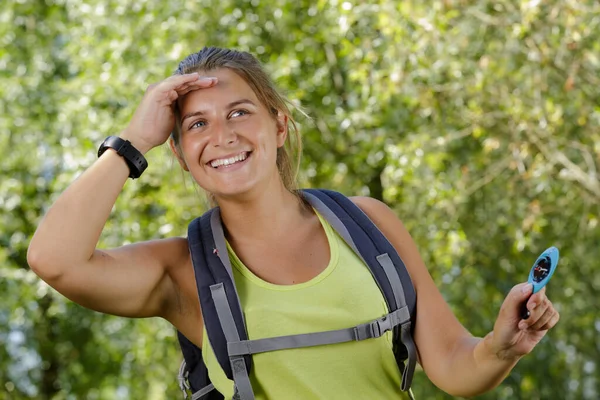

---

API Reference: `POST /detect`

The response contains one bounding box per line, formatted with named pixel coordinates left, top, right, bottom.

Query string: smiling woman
left=27, top=46, right=560, bottom=400
left=167, top=68, right=289, bottom=201
left=170, top=48, right=302, bottom=201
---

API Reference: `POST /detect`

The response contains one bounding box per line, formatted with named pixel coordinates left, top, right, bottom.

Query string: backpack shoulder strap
left=300, top=188, right=417, bottom=391
left=183, top=192, right=417, bottom=398
left=301, top=189, right=416, bottom=313
left=187, top=209, right=255, bottom=399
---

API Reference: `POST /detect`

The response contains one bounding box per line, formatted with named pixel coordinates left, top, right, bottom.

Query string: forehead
left=178, top=68, right=259, bottom=112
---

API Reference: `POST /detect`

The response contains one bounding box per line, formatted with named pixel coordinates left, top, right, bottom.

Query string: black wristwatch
left=98, top=136, right=148, bottom=179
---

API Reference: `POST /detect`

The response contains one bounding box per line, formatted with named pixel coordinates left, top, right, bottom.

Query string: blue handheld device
left=521, top=246, right=559, bottom=319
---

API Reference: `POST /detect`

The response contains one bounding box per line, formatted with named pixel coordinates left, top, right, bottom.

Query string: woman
left=28, top=47, right=559, bottom=399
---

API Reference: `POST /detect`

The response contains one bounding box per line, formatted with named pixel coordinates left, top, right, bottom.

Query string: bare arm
left=27, top=148, right=182, bottom=317
left=352, top=196, right=558, bottom=397
left=27, top=73, right=217, bottom=319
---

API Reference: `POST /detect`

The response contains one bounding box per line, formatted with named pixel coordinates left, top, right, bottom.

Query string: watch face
left=532, top=256, right=551, bottom=283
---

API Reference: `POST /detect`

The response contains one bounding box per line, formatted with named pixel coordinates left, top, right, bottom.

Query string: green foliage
left=1, top=0, right=598, bottom=398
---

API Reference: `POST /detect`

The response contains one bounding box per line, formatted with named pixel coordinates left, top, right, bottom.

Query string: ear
left=168, top=137, right=189, bottom=171
left=275, top=111, right=288, bottom=148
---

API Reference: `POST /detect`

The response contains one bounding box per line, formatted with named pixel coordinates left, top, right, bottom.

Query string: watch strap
left=98, top=136, right=148, bottom=179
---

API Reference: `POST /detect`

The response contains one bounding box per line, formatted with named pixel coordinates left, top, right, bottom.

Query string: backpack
left=176, top=189, right=417, bottom=400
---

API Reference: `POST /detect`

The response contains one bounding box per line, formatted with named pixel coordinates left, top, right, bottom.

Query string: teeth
left=210, top=152, right=248, bottom=168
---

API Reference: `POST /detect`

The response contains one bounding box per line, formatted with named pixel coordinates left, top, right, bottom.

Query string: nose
left=211, top=120, right=238, bottom=147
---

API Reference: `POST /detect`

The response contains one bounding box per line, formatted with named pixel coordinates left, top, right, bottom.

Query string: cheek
left=180, top=134, right=208, bottom=161
left=246, top=119, right=279, bottom=145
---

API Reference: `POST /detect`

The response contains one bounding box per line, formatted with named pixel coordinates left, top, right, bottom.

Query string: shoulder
left=134, top=236, right=190, bottom=267
left=129, top=236, right=191, bottom=300
left=156, top=236, right=192, bottom=276
left=350, top=196, right=394, bottom=216
left=350, top=195, right=475, bottom=380
left=349, top=196, right=410, bottom=238
left=349, top=196, right=420, bottom=280
left=162, top=236, right=190, bottom=257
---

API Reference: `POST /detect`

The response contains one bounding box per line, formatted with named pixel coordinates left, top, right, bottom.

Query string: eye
left=230, top=109, right=249, bottom=119
left=189, top=120, right=206, bottom=130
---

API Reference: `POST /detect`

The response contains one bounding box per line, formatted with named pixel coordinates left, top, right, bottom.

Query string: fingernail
left=518, top=321, right=527, bottom=330
left=529, top=302, right=536, bottom=310
left=198, top=76, right=216, bottom=81
left=522, top=283, right=533, bottom=294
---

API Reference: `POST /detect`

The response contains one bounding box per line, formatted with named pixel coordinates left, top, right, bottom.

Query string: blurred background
left=1, top=0, right=599, bottom=399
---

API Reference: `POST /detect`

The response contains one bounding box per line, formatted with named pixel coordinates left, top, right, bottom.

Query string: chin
left=202, top=178, right=259, bottom=201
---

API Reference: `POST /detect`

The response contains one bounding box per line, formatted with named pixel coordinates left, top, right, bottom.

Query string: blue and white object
left=527, top=246, right=559, bottom=294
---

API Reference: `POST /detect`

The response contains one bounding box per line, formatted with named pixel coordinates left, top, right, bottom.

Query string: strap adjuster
left=355, top=315, right=393, bottom=340
left=354, top=307, right=411, bottom=341
left=372, top=315, right=392, bottom=338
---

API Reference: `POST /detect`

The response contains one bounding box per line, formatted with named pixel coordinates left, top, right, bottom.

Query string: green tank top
left=202, top=212, right=406, bottom=399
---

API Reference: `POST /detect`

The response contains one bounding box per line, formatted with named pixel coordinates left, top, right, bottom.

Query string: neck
left=215, top=182, right=310, bottom=244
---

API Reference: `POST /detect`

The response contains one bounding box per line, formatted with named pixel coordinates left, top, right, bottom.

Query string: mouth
left=207, top=151, right=252, bottom=169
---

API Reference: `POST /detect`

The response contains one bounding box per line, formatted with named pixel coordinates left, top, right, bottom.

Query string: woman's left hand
left=488, top=282, right=560, bottom=361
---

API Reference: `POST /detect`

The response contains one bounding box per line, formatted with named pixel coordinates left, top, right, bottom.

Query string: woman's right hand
left=120, top=73, right=217, bottom=154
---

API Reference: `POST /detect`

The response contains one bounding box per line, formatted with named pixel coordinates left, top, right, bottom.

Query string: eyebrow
left=180, top=99, right=257, bottom=124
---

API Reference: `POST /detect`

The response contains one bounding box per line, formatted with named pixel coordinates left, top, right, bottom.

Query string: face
left=173, top=68, right=287, bottom=200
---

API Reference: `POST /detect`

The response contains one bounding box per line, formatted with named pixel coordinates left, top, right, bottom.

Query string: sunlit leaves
left=1, top=0, right=598, bottom=399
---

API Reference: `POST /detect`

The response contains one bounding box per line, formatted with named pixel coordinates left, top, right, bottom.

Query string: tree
left=1, top=0, right=598, bottom=398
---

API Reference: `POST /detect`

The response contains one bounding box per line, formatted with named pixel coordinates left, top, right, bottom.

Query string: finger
left=171, top=75, right=217, bottom=91
left=528, top=295, right=550, bottom=319
left=519, top=297, right=550, bottom=330
left=175, top=87, right=196, bottom=97
left=529, top=304, right=555, bottom=330
left=145, top=82, right=159, bottom=93
left=164, top=72, right=201, bottom=86
left=144, top=74, right=199, bottom=96
left=539, top=310, right=560, bottom=331
left=152, top=73, right=201, bottom=94
left=166, top=89, right=179, bottom=104
left=525, top=287, right=548, bottom=316
left=176, top=87, right=203, bottom=97
left=175, top=77, right=218, bottom=94
left=153, top=77, right=217, bottom=107
left=507, top=282, right=533, bottom=318
left=528, top=286, right=546, bottom=307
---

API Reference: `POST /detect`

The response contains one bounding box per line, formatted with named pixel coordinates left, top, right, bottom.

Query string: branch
left=323, top=42, right=344, bottom=95
left=568, top=140, right=598, bottom=179
left=462, top=156, right=512, bottom=197
left=526, top=129, right=600, bottom=200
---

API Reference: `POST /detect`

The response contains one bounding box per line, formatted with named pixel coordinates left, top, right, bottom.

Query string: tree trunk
left=37, top=294, right=60, bottom=399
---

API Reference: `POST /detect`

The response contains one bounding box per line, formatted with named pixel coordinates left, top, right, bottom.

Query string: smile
left=209, top=151, right=251, bottom=168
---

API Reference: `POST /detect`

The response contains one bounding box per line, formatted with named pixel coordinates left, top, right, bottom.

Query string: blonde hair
left=171, top=47, right=303, bottom=197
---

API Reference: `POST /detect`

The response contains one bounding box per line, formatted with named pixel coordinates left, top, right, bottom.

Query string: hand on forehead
left=177, top=69, right=260, bottom=115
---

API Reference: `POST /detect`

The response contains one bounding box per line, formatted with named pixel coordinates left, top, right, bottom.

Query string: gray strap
left=302, top=192, right=364, bottom=262
left=210, top=208, right=251, bottom=395
left=209, top=209, right=234, bottom=281
left=376, top=253, right=407, bottom=309
left=376, top=254, right=417, bottom=392
left=303, top=193, right=417, bottom=393
left=400, top=322, right=417, bottom=392
left=302, top=192, right=393, bottom=306
left=211, top=283, right=241, bottom=341
left=210, top=283, right=255, bottom=400
left=191, top=384, right=215, bottom=400
left=227, top=307, right=410, bottom=357
left=210, top=210, right=247, bottom=327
